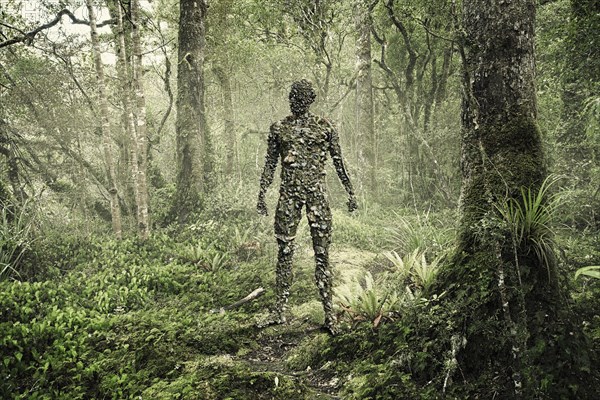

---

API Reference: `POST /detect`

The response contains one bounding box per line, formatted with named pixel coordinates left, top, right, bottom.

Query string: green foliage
left=332, top=207, right=396, bottom=251
left=583, top=94, right=600, bottom=139
left=494, top=175, right=562, bottom=273
left=335, top=272, right=401, bottom=327
left=0, top=230, right=275, bottom=399
left=284, top=333, right=330, bottom=371
left=575, top=265, right=600, bottom=280
left=383, top=248, right=442, bottom=292
left=386, top=211, right=456, bottom=258
left=0, top=201, right=36, bottom=280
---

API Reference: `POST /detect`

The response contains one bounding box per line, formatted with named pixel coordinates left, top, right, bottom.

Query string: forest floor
left=213, top=246, right=377, bottom=399
left=5, top=203, right=597, bottom=399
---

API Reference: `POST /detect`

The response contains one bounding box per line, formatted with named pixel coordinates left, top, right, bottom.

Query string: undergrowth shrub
left=0, top=200, right=36, bottom=280
left=1, top=229, right=272, bottom=399
left=332, top=209, right=390, bottom=250
left=386, top=210, right=456, bottom=258
left=0, top=280, right=103, bottom=399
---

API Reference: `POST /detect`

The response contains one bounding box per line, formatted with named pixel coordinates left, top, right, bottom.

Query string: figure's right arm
left=257, top=123, right=280, bottom=215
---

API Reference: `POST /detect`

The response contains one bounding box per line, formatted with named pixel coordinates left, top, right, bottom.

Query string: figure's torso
left=273, top=113, right=331, bottom=194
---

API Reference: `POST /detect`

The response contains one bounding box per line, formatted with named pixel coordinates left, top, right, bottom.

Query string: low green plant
left=178, top=240, right=231, bottom=271
left=179, top=241, right=206, bottom=265
left=575, top=266, right=600, bottom=280
left=386, top=211, right=456, bottom=258
left=0, top=200, right=35, bottom=280
left=383, top=248, right=442, bottom=291
left=383, top=249, right=417, bottom=279
left=207, top=252, right=230, bottom=271
left=411, top=252, right=442, bottom=291
left=495, top=174, right=562, bottom=274
left=335, top=272, right=401, bottom=327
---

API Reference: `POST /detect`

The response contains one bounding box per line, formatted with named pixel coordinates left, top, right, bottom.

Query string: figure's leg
left=271, top=194, right=302, bottom=323
left=273, top=237, right=294, bottom=323
left=307, top=194, right=335, bottom=332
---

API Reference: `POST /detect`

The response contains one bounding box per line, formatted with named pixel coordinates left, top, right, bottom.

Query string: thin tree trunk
left=213, top=66, right=236, bottom=177
left=131, top=0, right=150, bottom=239
left=114, top=1, right=142, bottom=239
left=355, top=0, right=376, bottom=192
left=85, top=0, right=122, bottom=238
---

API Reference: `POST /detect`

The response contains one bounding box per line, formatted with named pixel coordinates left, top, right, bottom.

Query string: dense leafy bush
left=0, top=232, right=275, bottom=399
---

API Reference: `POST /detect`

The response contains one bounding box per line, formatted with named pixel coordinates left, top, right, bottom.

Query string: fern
left=495, top=174, right=562, bottom=274
left=575, top=266, right=600, bottom=280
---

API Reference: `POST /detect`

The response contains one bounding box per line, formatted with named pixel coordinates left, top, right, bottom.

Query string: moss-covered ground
left=1, top=203, right=599, bottom=399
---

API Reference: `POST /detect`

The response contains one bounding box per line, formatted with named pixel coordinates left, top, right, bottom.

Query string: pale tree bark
left=355, top=0, right=376, bottom=192
left=131, top=0, right=150, bottom=239
left=113, top=0, right=147, bottom=240
left=213, top=66, right=237, bottom=177
left=85, top=0, right=122, bottom=238
left=174, top=0, right=212, bottom=224
left=114, top=2, right=137, bottom=224
left=211, top=0, right=236, bottom=177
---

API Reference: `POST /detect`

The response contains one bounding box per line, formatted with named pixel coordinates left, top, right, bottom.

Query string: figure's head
left=289, top=79, right=316, bottom=116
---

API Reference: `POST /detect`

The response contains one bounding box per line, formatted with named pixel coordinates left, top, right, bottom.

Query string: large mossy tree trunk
left=435, top=0, right=592, bottom=397
left=174, top=0, right=213, bottom=224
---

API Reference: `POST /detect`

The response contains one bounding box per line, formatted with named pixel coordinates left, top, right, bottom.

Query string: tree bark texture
left=174, top=0, right=212, bottom=224
left=114, top=2, right=139, bottom=231
left=86, top=0, right=123, bottom=239
left=175, top=0, right=210, bottom=223
left=439, top=0, right=586, bottom=396
left=213, top=66, right=237, bottom=177
left=459, top=0, right=542, bottom=249
left=355, top=0, right=376, bottom=192
left=131, top=0, right=150, bottom=239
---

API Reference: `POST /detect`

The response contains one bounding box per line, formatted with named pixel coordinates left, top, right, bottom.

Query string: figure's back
left=273, top=113, right=333, bottom=192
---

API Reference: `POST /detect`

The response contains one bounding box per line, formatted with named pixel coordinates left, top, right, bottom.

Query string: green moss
left=146, top=357, right=308, bottom=400
left=284, top=333, right=329, bottom=371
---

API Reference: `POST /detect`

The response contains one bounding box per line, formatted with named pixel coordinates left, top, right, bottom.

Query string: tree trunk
left=114, top=2, right=139, bottom=231
left=459, top=0, right=542, bottom=249
left=434, top=0, right=590, bottom=396
left=355, top=0, right=376, bottom=192
left=86, top=0, right=122, bottom=239
left=131, top=0, right=150, bottom=239
left=174, top=0, right=212, bottom=224
left=213, top=66, right=237, bottom=177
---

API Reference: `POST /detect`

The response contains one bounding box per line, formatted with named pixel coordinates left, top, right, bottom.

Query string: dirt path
left=235, top=246, right=378, bottom=398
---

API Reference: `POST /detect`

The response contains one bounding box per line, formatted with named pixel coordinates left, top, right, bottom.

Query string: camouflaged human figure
left=257, top=79, right=357, bottom=335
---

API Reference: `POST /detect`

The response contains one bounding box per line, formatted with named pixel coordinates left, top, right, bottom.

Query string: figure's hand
left=257, top=196, right=268, bottom=216
left=347, top=195, right=358, bottom=213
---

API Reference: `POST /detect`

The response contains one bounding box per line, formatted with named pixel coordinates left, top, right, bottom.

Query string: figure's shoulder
left=270, top=116, right=294, bottom=131
left=311, top=113, right=336, bottom=129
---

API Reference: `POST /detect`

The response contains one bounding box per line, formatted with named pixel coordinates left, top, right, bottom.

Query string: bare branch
left=0, top=9, right=115, bottom=49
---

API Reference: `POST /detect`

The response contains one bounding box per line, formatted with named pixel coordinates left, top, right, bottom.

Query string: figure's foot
left=321, top=317, right=338, bottom=336
left=256, top=312, right=287, bottom=329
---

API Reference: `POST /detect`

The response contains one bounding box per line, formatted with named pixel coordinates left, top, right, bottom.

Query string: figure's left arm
left=327, top=122, right=358, bottom=212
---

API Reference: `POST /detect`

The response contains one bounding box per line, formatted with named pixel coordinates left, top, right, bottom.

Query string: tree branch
left=210, top=287, right=266, bottom=313
left=0, top=9, right=115, bottom=49
left=385, top=0, right=417, bottom=88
